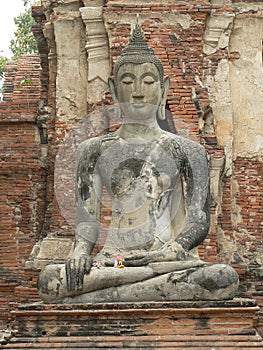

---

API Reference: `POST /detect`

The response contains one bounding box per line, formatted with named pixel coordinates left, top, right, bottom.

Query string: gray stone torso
left=78, top=130, right=186, bottom=260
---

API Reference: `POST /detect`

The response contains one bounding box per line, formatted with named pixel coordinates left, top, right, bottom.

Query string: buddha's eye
left=122, top=78, right=133, bottom=85
left=143, top=78, right=155, bottom=85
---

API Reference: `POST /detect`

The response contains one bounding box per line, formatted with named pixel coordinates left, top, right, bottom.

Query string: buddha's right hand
left=65, top=254, right=92, bottom=291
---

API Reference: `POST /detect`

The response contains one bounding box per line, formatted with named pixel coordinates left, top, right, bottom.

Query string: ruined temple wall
left=0, top=56, right=45, bottom=324
left=0, top=0, right=262, bottom=332
left=204, top=1, right=263, bottom=332
left=201, top=2, right=263, bottom=322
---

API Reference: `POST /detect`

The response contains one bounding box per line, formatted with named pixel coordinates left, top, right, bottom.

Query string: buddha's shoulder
left=77, top=132, right=119, bottom=158
left=162, top=131, right=207, bottom=156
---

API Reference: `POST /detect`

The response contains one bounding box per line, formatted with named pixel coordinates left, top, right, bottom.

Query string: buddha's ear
left=158, top=75, right=170, bottom=120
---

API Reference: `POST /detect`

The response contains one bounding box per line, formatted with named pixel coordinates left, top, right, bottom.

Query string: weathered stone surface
left=25, top=236, right=73, bottom=270
left=229, top=17, right=263, bottom=159
left=80, top=4, right=111, bottom=103
left=54, top=13, right=88, bottom=120
left=203, top=14, right=234, bottom=55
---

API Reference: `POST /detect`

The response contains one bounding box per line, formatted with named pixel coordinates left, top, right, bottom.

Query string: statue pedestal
left=3, top=299, right=263, bottom=349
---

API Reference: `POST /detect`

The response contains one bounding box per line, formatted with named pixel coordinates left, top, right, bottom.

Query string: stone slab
left=2, top=298, right=263, bottom=349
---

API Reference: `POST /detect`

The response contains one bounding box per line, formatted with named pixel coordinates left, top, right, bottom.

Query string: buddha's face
left=114, top=62, right=163, bottom=121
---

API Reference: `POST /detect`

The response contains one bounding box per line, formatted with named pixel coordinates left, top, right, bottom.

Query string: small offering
left=114, top=256, right=125, bottom=268
left=92, top=261, right=104, bottom=268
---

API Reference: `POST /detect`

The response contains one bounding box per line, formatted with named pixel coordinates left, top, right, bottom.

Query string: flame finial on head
left=121, top=19, right=155, bottom=56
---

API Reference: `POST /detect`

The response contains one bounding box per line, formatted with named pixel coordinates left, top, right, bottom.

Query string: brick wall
left=218, top=158, right=263, bottom=334
left=0, top=55, right=45, bottom=325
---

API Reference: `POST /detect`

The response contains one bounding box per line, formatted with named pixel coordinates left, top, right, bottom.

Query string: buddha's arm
left=66, top=140, right=102, bottom=291
left=175, top=140, right=210, bottom=251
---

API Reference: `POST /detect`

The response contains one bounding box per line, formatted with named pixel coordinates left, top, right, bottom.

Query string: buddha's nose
left=132, top=81, right=144, bottom=99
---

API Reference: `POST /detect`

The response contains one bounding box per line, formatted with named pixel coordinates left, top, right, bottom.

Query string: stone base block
left=2, top=299, right=263, bottom=349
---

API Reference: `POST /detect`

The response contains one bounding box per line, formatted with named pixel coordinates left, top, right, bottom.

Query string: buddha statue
left=38, top=21, right=239, bottom=303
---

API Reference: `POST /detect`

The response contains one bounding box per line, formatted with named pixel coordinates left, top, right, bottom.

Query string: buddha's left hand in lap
left=124, top=242, right=187, bottom=266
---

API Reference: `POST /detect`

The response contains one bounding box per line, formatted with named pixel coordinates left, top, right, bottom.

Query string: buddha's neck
left=118, top=120, right=162, bottom=141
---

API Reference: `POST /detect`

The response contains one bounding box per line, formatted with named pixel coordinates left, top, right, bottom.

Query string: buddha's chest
left=97, top=140, right=182, bottom=198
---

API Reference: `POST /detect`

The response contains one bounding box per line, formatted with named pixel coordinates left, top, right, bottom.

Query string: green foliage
left=23, top=0, right=32, bottom=6
left=0, top=1, right=40, bottom=99
left=0, top=53, right=8, bottom=79
left=19, top=78, right=33, bottom=87
left=0, top=53, right=8, bottom=99
left=23, top=0, right=40, bottom=6
left=9, top=1, right=41, bottom=60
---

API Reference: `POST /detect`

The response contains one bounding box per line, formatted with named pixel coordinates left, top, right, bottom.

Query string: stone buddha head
left=108, top=20, right=170, bottom=122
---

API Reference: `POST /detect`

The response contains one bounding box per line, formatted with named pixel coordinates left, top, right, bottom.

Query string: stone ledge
left=14, top=297, right=259, bottom=311
left=2, top=298, right=263, bottom=349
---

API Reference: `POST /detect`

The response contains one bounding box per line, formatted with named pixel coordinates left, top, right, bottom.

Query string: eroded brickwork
left=5, top=300, right=263, bottom=349
left=0, top=55, right=45, bottom=324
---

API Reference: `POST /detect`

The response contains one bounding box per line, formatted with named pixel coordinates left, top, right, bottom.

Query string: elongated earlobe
left=157, top=104, right=166, bottom=120
left=108, top=76, right=121, bottom=120
left=157, top=76, right=170, bottom=120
